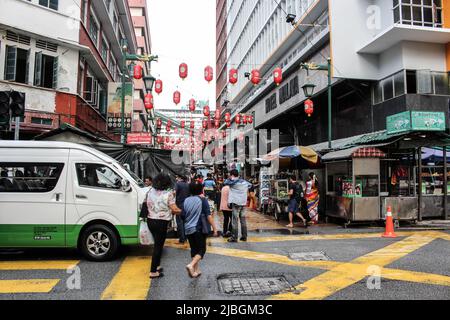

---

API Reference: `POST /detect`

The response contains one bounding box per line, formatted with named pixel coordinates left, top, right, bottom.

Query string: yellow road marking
left=380, top=268, right=450, bottom=286
left=270, top=234, right=436, bottom=300
left=0, top=260, right=79, bottom=270
left=0, top=279, right=60, bottom=293
left=101, top=256, right=151, bottom=300
left=436, top=232, right=450, bottom=241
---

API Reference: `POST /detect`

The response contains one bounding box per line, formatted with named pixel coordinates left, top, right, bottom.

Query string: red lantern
left=157, top=136, right=163, bottom=144
left=204, top=66, right=213, bottom=83
left=189, top=99, right=196, bottom=112
left=247, top=115, right=253, bottom=124
left=235, top=114, right=241, bottom=125
left=165, top=136, right=170, bottom=143
left=222, top=130, right=227, bottom=139
left=242, top=115, right=248, bottom=125
left=214, top=120, right=220, bottom=128
left=251, top=69, right=260, bottom=85
left=179, top=63, right=188, bottom=80
left=180, top=120, right=185, bottom=129
left=202, top=119, right=208, bottom=129
left=305, top=99, right=314, bottom=117
left=224, top=112, right=231, bottom=122
left=155, top=80, right=163, bottom=94
left=229, top=68, right=238, bottom=85
left=190, top=121, right=195, bottom=129
left=167, top=120, right=172, bottom=127
left=166, top=126, right=171, bottom=133
left=214, top=109, right=221, bottom=120
left=203, top=105, right=210, bottom=117
left=273, top=67, right=282, bottom=86
left=226, top=121, right=231, bottom=128
left=156, top=118, right=162, bottom=128
left=173, top=91, right=181, bottom=105
left=133, top=64, right=143, bottom=80
left=144, top=93, right=153, bottom=110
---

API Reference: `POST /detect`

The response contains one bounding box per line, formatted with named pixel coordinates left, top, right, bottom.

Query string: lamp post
left=120, top=38, right=158, bottom=144
left=300, top=58, right=332, bottom=149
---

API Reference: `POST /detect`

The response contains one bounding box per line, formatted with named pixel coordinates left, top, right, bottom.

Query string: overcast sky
left=147, top=0, right=216, bottom=110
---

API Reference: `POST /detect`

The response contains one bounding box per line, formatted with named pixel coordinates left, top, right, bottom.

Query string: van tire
left=79, top=224, right=119, bottom=261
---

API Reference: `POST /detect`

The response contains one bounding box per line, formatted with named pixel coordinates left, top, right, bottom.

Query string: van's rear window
left=0, top=163, right=64, bottom=193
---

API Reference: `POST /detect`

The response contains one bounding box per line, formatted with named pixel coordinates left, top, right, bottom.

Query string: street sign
left=387, top=111, right=446, bottom=135
left=126, top=133, right=152, bottom=145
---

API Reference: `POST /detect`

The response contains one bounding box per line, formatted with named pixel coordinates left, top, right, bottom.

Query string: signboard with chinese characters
left=386, top=111, right=411, bottom=135
left=411, top=111, right=446, bottom=132
left=126, top=133, right=152, bottom=145
left=387, top=111, right=446, bottom=135
left=107, top=82, right=133, bottom=132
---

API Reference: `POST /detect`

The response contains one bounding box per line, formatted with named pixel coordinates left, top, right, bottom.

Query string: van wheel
left=79, top=224, right=119, bottom=261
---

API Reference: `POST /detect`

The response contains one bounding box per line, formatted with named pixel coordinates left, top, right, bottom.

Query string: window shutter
left=5, top=46, right=17, bottom=81
left=52, top=56, right=59, bottom=89
left=25, top=50, right=30, bottom=85
left=34, top=52, right=43, bottom=86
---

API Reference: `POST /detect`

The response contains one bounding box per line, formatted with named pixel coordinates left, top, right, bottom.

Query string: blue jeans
left=231, top=204, right=247, bottom=240
left=176, top=215, right=186, bottom=242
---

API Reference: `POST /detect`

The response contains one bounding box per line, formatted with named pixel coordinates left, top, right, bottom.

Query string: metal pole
left=120, top=46, right=126, bottom=144
left=14, top=117, right=19, bottom=140
left=444, top=145, right=448, bottom=220
left=418, top=147, right=422, bottom=221
left=327, top=58, right=332, bottom=149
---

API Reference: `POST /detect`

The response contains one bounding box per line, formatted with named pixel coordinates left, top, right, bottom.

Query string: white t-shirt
left=146, top=187, right=176, bottom=221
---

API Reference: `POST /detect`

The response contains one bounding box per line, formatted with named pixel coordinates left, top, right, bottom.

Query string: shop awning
left=322, top=146, right=387, bottom=161
left=422, top=147, right=450, bottom=162
left=262, top=145, right=319, bottom=163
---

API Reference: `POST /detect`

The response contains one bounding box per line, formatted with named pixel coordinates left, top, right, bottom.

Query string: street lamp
left=143, top=75, right=156, bottom=92
left=302, top=83, right=316, bottom=98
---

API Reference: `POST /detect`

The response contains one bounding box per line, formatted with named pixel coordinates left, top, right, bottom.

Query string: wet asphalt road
left=0, top=226, right=449, bottom=301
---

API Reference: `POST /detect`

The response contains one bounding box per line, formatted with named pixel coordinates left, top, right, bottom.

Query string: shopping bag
left=139, top=221, right=154, bottom=245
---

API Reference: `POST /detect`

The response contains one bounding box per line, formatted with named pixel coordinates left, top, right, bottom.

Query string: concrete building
left=216, top=0, right=228, bottom=109
left=0, top=0, right=151, bottom=141
left=219, top=0, right=450, bottom=146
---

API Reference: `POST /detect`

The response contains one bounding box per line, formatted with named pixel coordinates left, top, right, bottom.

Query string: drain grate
left=218, top=273, right=293, bottom=296
left=288, top=251, right=330, bottom=261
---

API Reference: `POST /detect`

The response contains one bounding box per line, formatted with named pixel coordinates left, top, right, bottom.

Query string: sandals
left=186, top=265, right=196, bottom=278
left=149, top=272, right=164, bottom=279
left=157, top=267, right=164, bottom=272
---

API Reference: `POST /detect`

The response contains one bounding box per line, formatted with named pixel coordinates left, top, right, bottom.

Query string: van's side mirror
left=121, top=179, right=132, bottom=192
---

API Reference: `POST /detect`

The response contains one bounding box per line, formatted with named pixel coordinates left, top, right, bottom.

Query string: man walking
left=175, top=175, right=190, bottom=243
left=286, top=175, right=307, bottom=228
left=224, top=170, right=251, bottom=242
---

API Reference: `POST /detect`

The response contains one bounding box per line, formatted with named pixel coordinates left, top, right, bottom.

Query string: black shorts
left=187, top=232, right=207, bottom=258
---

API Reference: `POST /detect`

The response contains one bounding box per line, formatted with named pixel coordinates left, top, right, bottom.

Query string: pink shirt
left=220, top=186, right=231, bottom=212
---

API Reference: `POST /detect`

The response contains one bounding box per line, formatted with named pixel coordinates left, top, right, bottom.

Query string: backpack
left=293, top=183, right=303, bottom=203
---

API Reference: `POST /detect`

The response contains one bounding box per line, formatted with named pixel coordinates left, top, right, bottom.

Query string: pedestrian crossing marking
left=101, top=256, right=151, bottom=300
left=0, top=279, right=60, bottom=294
left=0, top=260, right=80, bottom=270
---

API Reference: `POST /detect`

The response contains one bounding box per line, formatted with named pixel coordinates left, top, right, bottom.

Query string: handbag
left=199, top=197, right=212, bottom=235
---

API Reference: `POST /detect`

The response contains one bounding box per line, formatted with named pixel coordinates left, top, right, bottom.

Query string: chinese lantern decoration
left=204, top=66, right=213, bottom=83
left=157, top=136, right=163, bottom=144
left=173, top=91, right=181, bottom=105
left=144, top=93, right=153, bottom=110
left=224, top=112, right=231, bottom=122
left=133, top=64, right=143, bottom=79
left=229, top=68, right=238, bottom=85
left=226, top=121, right=231, bottom=128
left=166, top=126, right=171, bottom=133
left=189, top=99, right=196, bottom=112
left=242, top=115, right=248, bottom=125
left=202, top=119, right=208, bottom=130
left=156, top=118, right=162, bottom=128
left=179, top=63, right=188, bottom=80
left=273, top=67, right=282, bottom=86
left=214, top=120, right=220, bottom=128
left=305, top=99, right=314, bottom=117
left=167, top=120, right=172, bottom=128
left=222, top=130, right=227, bottom=139
left=203, top=105, right=210, bottom=117
left=247, top=114, right=253, bottom=124
left=190, top=121, right=195, bottom=129
left=177, top=138, right=181, bottom=145
left=251, top=69, right=260, bottom=85
left=214, top=109, right=221, bottom=120
left=155, top=80, right=163, bottom=95
left=235, top=114, right=242, bottom=125
left=165, top=136, right=170, bottom=143
left=180, top=120, right=185, bottom=129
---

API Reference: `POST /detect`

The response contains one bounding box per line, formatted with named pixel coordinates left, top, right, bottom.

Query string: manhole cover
left=218, top=274, right=293, bottom=296
left=288, top=251, right=330, bottom=261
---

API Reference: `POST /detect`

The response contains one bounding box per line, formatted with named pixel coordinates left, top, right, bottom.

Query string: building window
left=372, top=70, right=405, bottom=104
left=84, top=76, right=98, bottom=105
left=393, top=0, right=442, bottom=28
left=31, top=117, right=53, bottom=126
left=0, top=163, right=64, bottom=193
left=38, top=0, right=58, bottom=10
left=101, top=39, right=109, bottom=63
left=4, top=46, right=29, bottom=84
left=89, top=14, right=99, bottom=47
left=34, top=53, right=58, bottom=89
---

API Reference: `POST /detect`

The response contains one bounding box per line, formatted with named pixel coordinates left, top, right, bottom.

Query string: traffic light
left=9, top=91, right=25, bottom=117
left=0, top=91, right=10, bottom=129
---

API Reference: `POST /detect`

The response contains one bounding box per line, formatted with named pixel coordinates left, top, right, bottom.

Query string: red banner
left=127, top=133, right=152, bottom=145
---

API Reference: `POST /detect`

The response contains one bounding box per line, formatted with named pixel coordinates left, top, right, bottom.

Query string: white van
left=0, top=141, right=147, bottom=261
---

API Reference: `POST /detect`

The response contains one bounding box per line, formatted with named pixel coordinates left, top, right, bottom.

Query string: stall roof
left=321, top=145, right=387, bottom=161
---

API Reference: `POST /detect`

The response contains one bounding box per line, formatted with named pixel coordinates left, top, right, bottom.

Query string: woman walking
left=220, top=181, right=232, bottom=238
left=182, top=182, right=218, bottom=278
left=145, top=173, right=181, bottom=278
left=305, top=172, right=320, bottom=225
